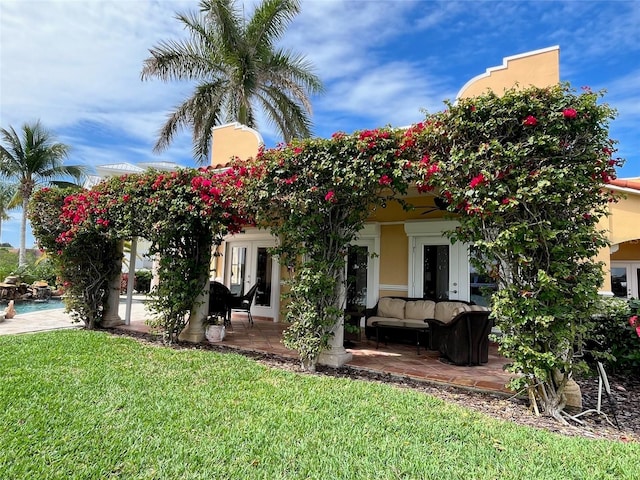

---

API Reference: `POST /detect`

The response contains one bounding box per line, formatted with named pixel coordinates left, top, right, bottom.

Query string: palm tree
left=141, top=0, right=323, bottom=163
left=0, top=121, right=84, bottom=266
left=0, top=182, right=17, bottom=245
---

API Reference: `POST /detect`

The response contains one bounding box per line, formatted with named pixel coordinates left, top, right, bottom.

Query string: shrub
left=135, top=269, right=152, bottom=293
left=590, top=296, right=640, bottom=377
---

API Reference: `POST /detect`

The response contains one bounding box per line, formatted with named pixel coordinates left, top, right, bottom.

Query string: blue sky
left=1, top=0, right=639, bottom=249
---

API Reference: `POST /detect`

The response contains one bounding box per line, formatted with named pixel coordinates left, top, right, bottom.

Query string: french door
left=346, top=238, right=378, bottom=310
left=405, top=221, right=469, bottom=301
left=224, top=239, right=279, bottom=320
left=610, top=262, right=640, bottom=298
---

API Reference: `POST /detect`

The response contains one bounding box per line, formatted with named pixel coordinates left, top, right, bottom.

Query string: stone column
left=102, top=240, right=124, bottom=327
left=178, top=238, right=212, bottom=343
left=178, top=277, right=209, bottom=343
left=318, top=271, right=352, bottom=367
left=318, top=316, right=353, bottom=367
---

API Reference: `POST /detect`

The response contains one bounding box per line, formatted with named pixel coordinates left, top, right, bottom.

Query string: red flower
left=523, top=115, right=537, bottom=126
left=469, top=173, right=486, bottom=189
left=563, top=108, right=577, bottom=119
left=629, top=315, right=638, bottom=327
left=325, top=190, right=337, bottom=203
left=378, top=175, right=392, bottom=186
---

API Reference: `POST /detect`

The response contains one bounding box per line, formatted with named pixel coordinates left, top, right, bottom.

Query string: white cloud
left=0, top=0, right=193, bottom=142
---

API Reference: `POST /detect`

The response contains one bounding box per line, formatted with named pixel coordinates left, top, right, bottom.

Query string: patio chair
left=209, top=281, right=232, bottom=327
left=228, top=283, right=259, bottom=325
left=426, top=307, right=493, bottom=366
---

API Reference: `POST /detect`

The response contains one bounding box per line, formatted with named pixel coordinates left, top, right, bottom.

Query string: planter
left=205, top=324, right=226, bottom=343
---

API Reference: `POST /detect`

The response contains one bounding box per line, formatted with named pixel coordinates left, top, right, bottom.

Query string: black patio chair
left=228, top=283, right=259, bottom=325
left=209, top=281, right=232, bottom=327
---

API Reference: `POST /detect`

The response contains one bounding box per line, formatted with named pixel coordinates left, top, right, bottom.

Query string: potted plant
left=203, top=314, right=226, bottom=343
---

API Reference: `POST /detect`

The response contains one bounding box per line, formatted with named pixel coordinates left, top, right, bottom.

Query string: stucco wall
left=379, top=224, right=408, bottom=293
left=457, top=46, right=560, bottom=99
left=211, top=123, right=263, bottom=166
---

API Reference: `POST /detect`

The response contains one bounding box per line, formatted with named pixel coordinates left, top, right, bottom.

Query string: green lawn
left=1, top=331, right=638, bottom=479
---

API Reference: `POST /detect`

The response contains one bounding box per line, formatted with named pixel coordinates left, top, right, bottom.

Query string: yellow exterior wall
left=607, top=192, right=640, bottom=245
left=457, top=46, right=560, bottom=99
left=611, top=241, right=640, bottom=261
left=211, top=122, right=263, bottom=166
left=379, top=224, right=409, bottom=296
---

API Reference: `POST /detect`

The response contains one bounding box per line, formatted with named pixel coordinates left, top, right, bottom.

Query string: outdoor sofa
left=364, top=296, right=492, bottom=365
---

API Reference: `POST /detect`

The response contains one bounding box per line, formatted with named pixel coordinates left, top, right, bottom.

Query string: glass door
left=422, top=244, right=449, bottom=299
left=610, top=262, right=640, bottom=298
left=225, top=240, right=278, bottom=320
left=411, top=236, right=467, bottom=300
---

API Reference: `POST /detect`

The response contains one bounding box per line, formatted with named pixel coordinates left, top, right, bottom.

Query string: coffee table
left=372, top=321, right=430, bottom=355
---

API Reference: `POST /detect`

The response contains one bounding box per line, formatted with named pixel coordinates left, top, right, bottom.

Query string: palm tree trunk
left=19, top=197, right=28, bottom=267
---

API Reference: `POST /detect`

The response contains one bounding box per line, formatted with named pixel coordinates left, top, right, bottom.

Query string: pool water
left=10, top=300, right=65, bottom=315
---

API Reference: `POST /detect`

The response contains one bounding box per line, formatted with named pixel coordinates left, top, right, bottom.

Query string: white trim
left=224, top=227, right=275, bottom=242
left=404, top=220, right=470, bottom=300
left=455, top=45, right=560, bottom=100
left=607, top=184, right=640, bottom=196
left=404, top=219, right=459, bottom=236
left=352, top=223, right=381, bottom=308
left=379, top=284, right=409, bottom=292
left=212, top=122, right=264, bottom=145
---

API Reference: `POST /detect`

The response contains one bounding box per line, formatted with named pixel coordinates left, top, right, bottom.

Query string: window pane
left=346, top=246, right=368, bottom=310
left=469, top=248, right=497, bottom=307
left=423, top=245, right=449, bottom=300
left=611, top=267, right=628, bottom=298
left=230, top=247, right=246, bottom=296
left=255, top=247, right=272, bottom=307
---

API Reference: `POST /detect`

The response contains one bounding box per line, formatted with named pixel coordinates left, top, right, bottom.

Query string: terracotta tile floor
left=116, top=313, right=516, bottom=396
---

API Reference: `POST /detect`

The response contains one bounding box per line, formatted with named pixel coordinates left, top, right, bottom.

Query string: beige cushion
left=434, top=301, right=470, bottom=323
left=469, top=305, right=490, bottom=312
left=403, top=319, right=430, bottom=329
left=405, top=300, right=436, bottom=320
left=366, top=316, right=403, bottom=328
left=377, top=298, right=406, bottom=320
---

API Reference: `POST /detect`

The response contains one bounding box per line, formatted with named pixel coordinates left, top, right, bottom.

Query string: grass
left=1, top=331, right=639, bottom=479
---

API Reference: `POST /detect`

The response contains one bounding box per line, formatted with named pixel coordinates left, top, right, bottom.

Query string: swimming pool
left=8, top=300, right=65, bottom=315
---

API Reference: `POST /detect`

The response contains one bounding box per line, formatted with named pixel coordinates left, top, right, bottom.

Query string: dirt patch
left=108, top=328, right=638, bottom=443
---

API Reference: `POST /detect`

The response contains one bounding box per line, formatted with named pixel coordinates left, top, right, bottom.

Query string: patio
left=116, top=310, right=515, bottom=396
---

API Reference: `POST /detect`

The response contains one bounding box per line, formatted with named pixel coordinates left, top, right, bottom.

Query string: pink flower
left=563, top=108, right=577, bottom=119
left=629, top=315, right=638, bottom=327
left=523, top=115, right=537, bottom=126
left=325, top=190, right=337, bottom=203
left=284, top=175, right=298, bottom=185
left=379, top=175, right=392, bottom=186
left=469, top=173, right=486, bottom=189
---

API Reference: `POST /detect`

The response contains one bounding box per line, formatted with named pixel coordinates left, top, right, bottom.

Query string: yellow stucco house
left=210, top=46, right=639, bottom=324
